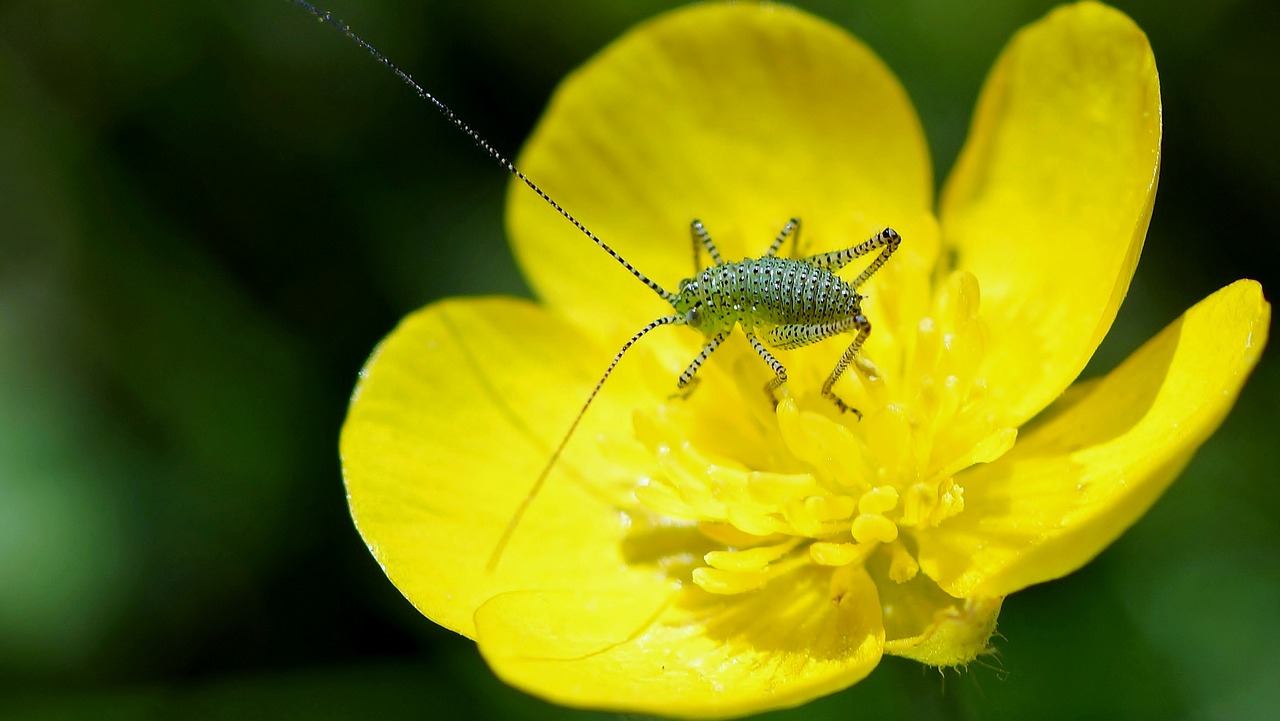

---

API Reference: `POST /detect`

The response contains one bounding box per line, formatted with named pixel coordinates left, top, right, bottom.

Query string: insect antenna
left=293, top=2, right=694, bottom=571
left=290, top=0, right=676, bottom=302
left=486, top=314, right=680, bottom=571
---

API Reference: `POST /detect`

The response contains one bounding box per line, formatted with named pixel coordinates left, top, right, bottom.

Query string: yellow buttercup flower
left=340, top=2, right=1269, bottom=718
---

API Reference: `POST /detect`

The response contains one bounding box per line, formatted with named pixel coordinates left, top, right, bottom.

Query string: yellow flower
left=341, top=2, right=1268, bottom=718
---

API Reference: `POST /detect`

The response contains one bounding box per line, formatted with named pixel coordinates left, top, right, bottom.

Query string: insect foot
left=670, top=374, right=700, bottom=401
left=827, top=394, right=864, bottom=420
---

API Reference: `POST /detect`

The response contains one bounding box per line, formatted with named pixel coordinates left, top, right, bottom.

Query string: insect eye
left=685, top=306, right=702, bottom=327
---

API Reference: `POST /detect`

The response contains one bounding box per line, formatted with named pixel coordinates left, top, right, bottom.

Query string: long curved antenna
left=290, top=1, right=675, bottom=302
left=486, top=314, right=681, bottom=571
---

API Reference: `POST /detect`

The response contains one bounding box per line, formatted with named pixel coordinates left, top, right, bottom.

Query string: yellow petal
left=340, top=297, right=666, bottom=637
left=508, top=3, right=935, bottom=338
left=940, top=2, right=1162, bottom=426
left=917, top=280, right=1270, bottom=598
left=475, top=565, right=884, bottom=718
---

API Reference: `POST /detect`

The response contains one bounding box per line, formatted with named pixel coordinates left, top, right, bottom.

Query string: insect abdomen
left=696, top=256, right=859, bottom=330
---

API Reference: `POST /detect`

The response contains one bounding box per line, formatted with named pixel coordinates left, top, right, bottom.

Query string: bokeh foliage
left=0, top=0, right=1275, bottom=719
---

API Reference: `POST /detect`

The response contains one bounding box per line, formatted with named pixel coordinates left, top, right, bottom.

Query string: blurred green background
left=1, top=0, right=1276, bottom=719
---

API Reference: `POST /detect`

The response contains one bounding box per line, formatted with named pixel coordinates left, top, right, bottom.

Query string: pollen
left=630, top=269, right=1017, bottom=595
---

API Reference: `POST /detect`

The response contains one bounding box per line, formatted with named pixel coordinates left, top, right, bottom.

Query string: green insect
left=293, top=1, right=901, bottom=568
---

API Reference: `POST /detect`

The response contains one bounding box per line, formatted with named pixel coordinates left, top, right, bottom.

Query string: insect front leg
left=745, top=332, right=790, bottom=407
left=803, top=228, right=901, bottom=289
left=821, top=314, right=871, bottom=419
left=674, top=331, right=728, bottom=399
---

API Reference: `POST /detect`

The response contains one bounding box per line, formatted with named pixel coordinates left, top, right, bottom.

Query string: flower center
left=628, top=270, right=1017, bottom=594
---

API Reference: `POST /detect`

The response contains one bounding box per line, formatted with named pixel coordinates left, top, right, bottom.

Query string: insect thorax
left=674, top=256, right=863, bottom=336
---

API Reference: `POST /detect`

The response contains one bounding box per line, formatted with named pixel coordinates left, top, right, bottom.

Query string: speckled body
left=673, top=256, right=865, bottom=347
left=666, top=223, right=899, bottom=412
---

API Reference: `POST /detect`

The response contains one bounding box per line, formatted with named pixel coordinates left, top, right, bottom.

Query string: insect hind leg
left=763, top=316, right=867, bottom=416
left=803, top=228, right=900, bottom=289
left=821, top=314, right=871, bottom=419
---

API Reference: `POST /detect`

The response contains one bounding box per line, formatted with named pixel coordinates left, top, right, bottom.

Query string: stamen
left=851, top=513, right=898, bottom=544
left=704, top=538, right=802, bottom=572
left=899, top=476, right=965, bottom=528
left=886, top=541, right=920, bottom=582
left=858, top=486, right=900, bottom=515
left=783, top=495, right=856, bottom=537
left=811, top=541, right=874, bottom=567
left=693, top=554, right=808, bottom=594
left=775, top=399, right=873, bottom=492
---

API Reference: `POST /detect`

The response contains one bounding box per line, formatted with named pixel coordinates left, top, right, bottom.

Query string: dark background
left=1, top=0, right=1276, bottom=719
